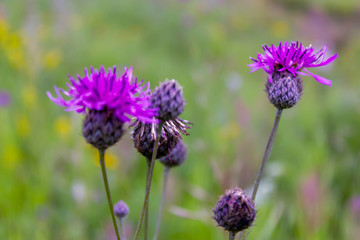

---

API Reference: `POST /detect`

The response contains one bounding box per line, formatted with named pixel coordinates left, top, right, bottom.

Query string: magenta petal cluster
left=47, top=66, right=157, bottom=123
left=249, top=41, right=338, bottom=86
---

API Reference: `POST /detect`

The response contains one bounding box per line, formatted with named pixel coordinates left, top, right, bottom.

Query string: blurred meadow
left=1, top=0, right=360, bottom=239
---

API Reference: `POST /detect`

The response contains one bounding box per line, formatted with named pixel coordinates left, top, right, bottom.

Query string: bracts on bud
left=131, top=79, right=192, bottom=159
left=82, top=109, right=124, bottom=151
left=266, top=70, right=303, bottom=110
left=131, top=120, right=180, bottom=160
left=131, top=78, right=192, bottom=160
left=213, top=187, right=256, bottom=233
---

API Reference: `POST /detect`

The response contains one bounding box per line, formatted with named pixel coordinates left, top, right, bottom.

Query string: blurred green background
left=0, top=0, right=359, bottom=239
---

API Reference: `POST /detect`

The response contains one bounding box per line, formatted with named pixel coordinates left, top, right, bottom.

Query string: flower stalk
left=229, top=231, right=237, bottom=240
left=134, top=122, right=164, bottom=240
left=153, top=166, right=170, bottom=240
left=144, top=159, right=151, bottom=240
left=238, top=108, right=282, bottom=240
left=120, top=218, right=126, bottom=240
left=251, top=108, right=282, bottom=201
left=99, top=150, right=121, bottom=240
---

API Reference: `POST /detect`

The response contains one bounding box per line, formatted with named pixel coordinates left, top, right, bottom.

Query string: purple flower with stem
left=235, top=42, right=337, bottom=240
left=132, top=79, right=192, bottom=240
left=47, top=65, right=157, bottom=240
left=249, top=41, right=337, bottom=86
left=114, top=200, right=130, bottom=240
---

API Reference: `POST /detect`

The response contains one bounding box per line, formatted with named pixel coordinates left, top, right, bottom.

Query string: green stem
left=251, top=108, right=282, bottom=201
left=239, top=231, right=247, bottom=240
left=134, top=122, right=164, bottom=240
left=144, top=159, right=151, bottom=240
left=238, top=108, right=283, bottom=240
left=99, top=149, right=121, bottom=240
left=229, top=231, right=237, bottom=240
left=153, top=166, right=170, bottom=240
left=120, top=218, right=126, bottom=240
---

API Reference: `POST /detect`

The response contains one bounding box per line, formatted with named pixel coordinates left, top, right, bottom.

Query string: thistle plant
left=213, top=188, right=256, bottom=240
left=131, top=79, right=192, bottom=240
left=131, top=118, right=185, bottom=239
left=213, top=41, right=337, bottom=239
left=44, top=42, right=338, bottom=240
left=47, top=66, right=156, bottom=240
left=248, top=41, right=337, bottom=202
left=153, top=140, right=187, bottom=240
left=48, top=68, right=193, bottom=240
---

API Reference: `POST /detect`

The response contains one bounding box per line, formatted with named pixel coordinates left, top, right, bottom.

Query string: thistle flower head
left=130, top=78, right=192, bottom=159
left=249, top=41, right=337, bottom=86
left=47, top=65, right=157, bottom=123
left=130, top=120, right=181, bottom=160
left=159, top=139, right=187, bottom=167
left=150, top=79, right=185, bottom=121
left=114, top=200, right=129, bottom=219
left=213, top=187, right=256, bottom=233
left=265, top=71, right=303, bottom=109
left=82, top=109, right=124, bottom=150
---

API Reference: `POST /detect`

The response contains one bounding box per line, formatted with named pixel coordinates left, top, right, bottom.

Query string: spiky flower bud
left=131, top=120, right=179, bottom=160
left=150, top=79, right=185, bottom=121
left=265, top=70, right=303, bottom=109
left=82, top=109, right=124, bottom=151
left=213, top=187, right=256, bottom=233
left=159, top=140, right=187, bottom=167
left=114, top=200, right=129, bottom=219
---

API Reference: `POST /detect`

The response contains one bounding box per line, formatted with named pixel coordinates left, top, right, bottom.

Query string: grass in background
left=0, top=0, right=359, bottom=239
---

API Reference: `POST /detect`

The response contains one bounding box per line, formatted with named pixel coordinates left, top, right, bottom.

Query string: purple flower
left=0, top=91, right=11, bottom=107
left=159, top=139, right=187, bottom=167
left=350, top=195, right=360, bottom=220
left=213, top=187, right=256, bottom=233
left=47, top=66, right=156, bottom=123
left=249, top=41, right=338, bottom=86
left=114, top=200, right=129, bottom=219
left=150, top=79, right=185, bottom=121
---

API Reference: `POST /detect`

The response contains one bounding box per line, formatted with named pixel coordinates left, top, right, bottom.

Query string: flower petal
left=303, top=69, right=332, bottom=86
